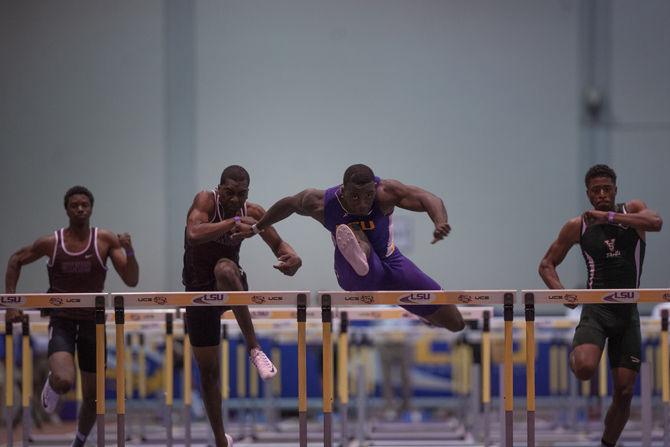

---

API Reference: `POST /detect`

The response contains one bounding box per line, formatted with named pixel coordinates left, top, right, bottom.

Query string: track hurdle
left=317, top=290, right=514, bottom=447
left=522, top=288, right=670, bottom=447
left=112, top=290, right=309, bottom=447
left=1, top=293, right=105, bottom=447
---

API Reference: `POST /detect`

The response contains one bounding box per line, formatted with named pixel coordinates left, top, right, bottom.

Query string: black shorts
left=572, top=304, right=641, bottom=372
left=47, top=317, right=107, bottom=373
left=184, top=267, right=249, bottom=348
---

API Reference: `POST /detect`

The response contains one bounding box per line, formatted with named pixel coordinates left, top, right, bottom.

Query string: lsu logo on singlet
left=348, top=220, right=375, bottom=231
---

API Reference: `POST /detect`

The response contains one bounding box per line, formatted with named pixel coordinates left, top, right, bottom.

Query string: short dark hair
left=343, top=164, right=375, bottom=186
left=220, top=165, right=250, bottom=185
left=585, top=164, right=617, bottom=187
left=64, top=186, right=94, bottom=209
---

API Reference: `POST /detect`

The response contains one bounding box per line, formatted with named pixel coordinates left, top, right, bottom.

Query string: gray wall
left=1, top=1, right=668, bottom=307
left=0, top=1, right=167, bottom=292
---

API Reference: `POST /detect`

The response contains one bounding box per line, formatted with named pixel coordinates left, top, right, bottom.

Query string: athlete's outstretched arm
left=380, top=179, right=450, bottom=244
left=237, top=189, right=325, bottom=236
left=104, top=230, right=140, bottom=287
left=242, top=203, right=303, bottom=276
left=538, top=218, right=581, bottom=290
left=4, top=235, right=54, bottom=321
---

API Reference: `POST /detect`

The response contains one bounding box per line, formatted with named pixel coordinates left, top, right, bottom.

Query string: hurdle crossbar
left=117, top=291, right=307, bottom=307
left=319, top=289, right=514, bottom=306
left=524, top=288, right=670, bottom=305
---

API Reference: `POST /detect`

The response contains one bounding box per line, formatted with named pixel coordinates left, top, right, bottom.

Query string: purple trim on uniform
left=212, top=189, right=221, bottom=222
left=93, top=228, right=108, bottom=271
left=635, top=239, right=641, bottom=287
left=60, top=228, right=93, bottom=256
left=48, top=230, right=59, bottom=267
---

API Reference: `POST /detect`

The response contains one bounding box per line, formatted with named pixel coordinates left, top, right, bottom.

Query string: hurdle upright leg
left=338, top=311, right=349, bottom=447
left=524, top=293, right=535, bottom=447
left=661, top=309, right=669, bottom=447
left=321, top=294, right=333, bottom=447
left=503, top=293, right=514, bottom=447
left=164, top=313, right=174, bottom=447
left=184, top=322, right=192, bottom=447
left=114, top=296, right=126, bottom=447
left=221, top=324, right=230, bottom=434
left=482, top=310, right=491, bottom=447
left=297, top=293, right=307, bottom=447
left=21, top=315, right=31, bottom=447
left=5, top=314, right=14, bottom=447
left=641, top=361, right=652, bottom=447
left=95, top=295, right=106, bottom=447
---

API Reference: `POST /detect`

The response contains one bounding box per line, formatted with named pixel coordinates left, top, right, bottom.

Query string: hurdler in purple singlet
left=322, top=179, right=441, bottom=317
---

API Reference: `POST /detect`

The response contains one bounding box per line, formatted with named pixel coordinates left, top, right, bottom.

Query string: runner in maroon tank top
left=183, top=165, right=302, bottom=447
left=5, top=185, right=139, bottom=447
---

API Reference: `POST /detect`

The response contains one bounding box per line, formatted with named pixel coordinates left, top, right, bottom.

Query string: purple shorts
left=334, top=248, right=441, bottom=317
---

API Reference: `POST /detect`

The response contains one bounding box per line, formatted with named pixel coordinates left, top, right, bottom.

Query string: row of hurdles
left=1, top=288, right=670, bottom=446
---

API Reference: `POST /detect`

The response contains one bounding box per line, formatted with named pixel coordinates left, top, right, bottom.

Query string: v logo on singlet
left=604, top=239, right=621, bottom=258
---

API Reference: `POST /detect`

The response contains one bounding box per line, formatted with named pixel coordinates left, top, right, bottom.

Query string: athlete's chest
left=581, top=225, right=638, bottom=259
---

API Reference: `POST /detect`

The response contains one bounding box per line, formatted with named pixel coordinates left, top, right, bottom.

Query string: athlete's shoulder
left=190, top=190, right=216, bottom=213
left=624, top=199, right=647, bottom=213
left=33, top=232, right=57, bottom=252
left=245, top=201, right=265, bottom=219
left=559, top=216, right=582, bottom=243
left=95, top=228, right=115, bottom=241
left=193, top=189, right=215, bottom=204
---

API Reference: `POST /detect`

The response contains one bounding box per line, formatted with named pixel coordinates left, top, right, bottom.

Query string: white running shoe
left=41, top=374, right=59, bottom=414
left=225, top=433, right=234, bottom=446
left=335, top=224, right=369, bottom=276
left=250, top=347, right=277, bottom=381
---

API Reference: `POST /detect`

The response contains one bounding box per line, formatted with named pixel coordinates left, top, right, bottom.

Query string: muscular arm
left=101, top=230, right=139, bottom=287
left=5, top=235, right=54, bottom=293
left=185, top=191, right=238, bottom=244
left=246, top=202, right=302, bottom=276
left=538, top=218, right=581, bottom=289
left=378, top=179, right=450, bottom=242
left=617, top=200, right=663, bottom=232
left=582, top=199, right=662, bottom=240
left=254, top=189, right=325, bottom=231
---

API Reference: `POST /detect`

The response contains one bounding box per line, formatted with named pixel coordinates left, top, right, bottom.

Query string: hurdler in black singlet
left=574, top=203, right=645, bottom=371
left=580, top=203, right=645, bottom=291
left=182, top=189, right=250, bottom=347
left=182, top=189, right=247, bottom=289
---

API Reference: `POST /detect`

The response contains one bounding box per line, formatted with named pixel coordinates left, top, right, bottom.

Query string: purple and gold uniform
left=323, top=179, right=441, bottom=317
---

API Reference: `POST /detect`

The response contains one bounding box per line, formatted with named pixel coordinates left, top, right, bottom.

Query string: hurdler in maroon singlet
left=47, top=227, right=107, bottom=320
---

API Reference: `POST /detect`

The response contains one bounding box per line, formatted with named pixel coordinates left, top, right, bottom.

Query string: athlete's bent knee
left=571, top=360, right=597, bottom=381
left=446, top=316, right=465, bottom=332
left=50, top=373, right=74, bottom=394
left=213, top=260, right=240, bottom=287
